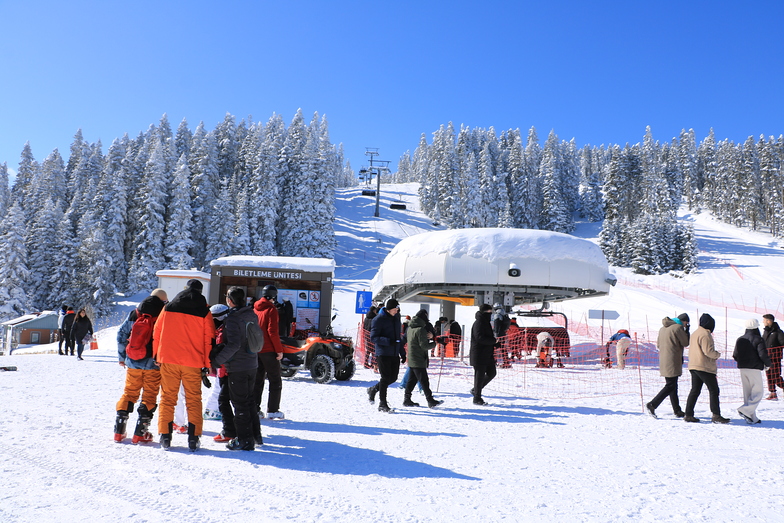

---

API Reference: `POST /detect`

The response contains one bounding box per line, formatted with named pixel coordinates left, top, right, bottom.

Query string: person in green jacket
left=403, top=309, right=444, bottom=409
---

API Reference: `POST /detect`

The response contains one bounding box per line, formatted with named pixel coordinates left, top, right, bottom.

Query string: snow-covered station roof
left=210, top=256, right=336, bottom=274
left=371, top=228, right=616, bottom=306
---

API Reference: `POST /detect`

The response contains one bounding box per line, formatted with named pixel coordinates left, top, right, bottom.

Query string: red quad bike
left=278, top=317, right=355, bottom=384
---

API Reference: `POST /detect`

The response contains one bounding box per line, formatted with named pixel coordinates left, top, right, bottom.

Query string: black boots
left=367, top=385, right=378, bottom=404
left=187, top=422, right=200, bottom=452
left=113, top=411, right=129, bottom=442
left=402, top=393, right=420, bottom=407
left=226, top=438, right=255, bottom=451
left=160, top=421, right=173, bottom=450
left=427, top=398, right=443, bottom=408
left=132, top=404, right=156, bottom=444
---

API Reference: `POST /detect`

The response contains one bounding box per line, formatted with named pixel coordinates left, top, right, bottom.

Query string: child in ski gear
left=368, top=298, right=405, bottom=412
left=215, top=287, right=263, bottom=450
left=153, top=279, right=215, bottom=451
left=253, top=285, right=286, bottom=420
left=684, top=314, right=729, bottom=424
left=733, top=319, right=771, bottom=424
left=761, top=314, right=784, bottom=400
left=470, top=303, right=497, bottom=405
left=646, top=314, right=690, bottom=419
left=403, top=309, right=443, bottom=408
left=114, top=289, right=167, bottom=443
left=71, top=308, right=93, bottom=360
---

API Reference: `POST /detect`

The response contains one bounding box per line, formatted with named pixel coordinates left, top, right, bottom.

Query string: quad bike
left=278, top=316, right=355, bottom=384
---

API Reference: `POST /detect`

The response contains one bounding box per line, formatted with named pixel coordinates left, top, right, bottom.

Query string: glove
left=201, top=368, right=212, bottom=388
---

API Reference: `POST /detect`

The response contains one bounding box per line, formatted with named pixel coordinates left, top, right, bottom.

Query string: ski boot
left=187, top=423, right=200, bottom=452
left=160, top=421, right=173, bottom=450
left=113, top=411, right=130, bottom=442
left=131, top=404, right=156, bottom=444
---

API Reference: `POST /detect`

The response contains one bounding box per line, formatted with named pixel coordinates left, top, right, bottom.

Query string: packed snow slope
left=2, top=183, right=783, bottom=523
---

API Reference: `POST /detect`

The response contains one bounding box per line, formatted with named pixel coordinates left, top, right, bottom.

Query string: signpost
left=589, top=309, right=620, bottom=345
left=355, top=291, right=373, bottom=315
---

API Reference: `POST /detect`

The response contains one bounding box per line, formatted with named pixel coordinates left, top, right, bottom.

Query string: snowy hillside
left=2, top=183, right=783, bottom=522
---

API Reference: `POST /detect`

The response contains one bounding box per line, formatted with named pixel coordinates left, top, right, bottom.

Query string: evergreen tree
left=99, top=137, right=131, bottom=292
left=77, top=225, right=115, bottom=318
left=164, top=154, right=195, bottom=269
left=13, top=142, right=38, bottom=214
left=26, top=198, right=63, bottom=310
left=0, top=163, right=10, bottom=219
left=0, top=203, right=30, bottom=320
left=539, top=130, right=573, bottom=233
left=189, top=124, right=220, bottom=268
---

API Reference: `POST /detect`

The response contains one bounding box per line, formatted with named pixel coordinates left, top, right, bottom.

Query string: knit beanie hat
left=745, top=318, right=759, bottom=330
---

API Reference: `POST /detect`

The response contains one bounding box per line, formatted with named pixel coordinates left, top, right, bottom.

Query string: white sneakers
left=267, top=411, right=285, bottom=420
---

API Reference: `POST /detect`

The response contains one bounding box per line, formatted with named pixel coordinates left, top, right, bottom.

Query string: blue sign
left=355, top=291, right=373, bottom=314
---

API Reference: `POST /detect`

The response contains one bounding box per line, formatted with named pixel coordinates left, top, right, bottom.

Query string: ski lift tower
left=363, top=148, right=390, bottom=218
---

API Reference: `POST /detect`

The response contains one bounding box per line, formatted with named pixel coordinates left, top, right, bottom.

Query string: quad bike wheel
left=310, top=354, right=335, bottom=384
left=334, top=359, right=356, bottom=381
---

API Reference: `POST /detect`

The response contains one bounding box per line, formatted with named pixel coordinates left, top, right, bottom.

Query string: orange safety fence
left=348, top=323, right=784, bottom=410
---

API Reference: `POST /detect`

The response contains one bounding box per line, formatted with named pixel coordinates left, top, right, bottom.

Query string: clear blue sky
left=1, top=1, right=782, bottom=177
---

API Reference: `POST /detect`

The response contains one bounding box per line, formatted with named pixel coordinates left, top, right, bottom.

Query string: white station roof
left=371, top=228, right=615, bottom=304
left=210, top=256, right=335, bottom=274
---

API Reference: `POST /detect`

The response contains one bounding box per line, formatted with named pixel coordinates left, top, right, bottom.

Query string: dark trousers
left=472, top=363, right=497, bottom=399
left=370, top=355, right=401, bottom=405
left=404, top=367, right=434, bottom=400
left=227, top=368, right=261, bottom=441
left=766, top=358, right=783, bottom=392
left=218, top=375, right=235, bottom=438
left=254, top=352, right=283, bottom=414
left=649, top=376, right=682, bottom=412
left=685, top=369, right=721, bottom=416
left=58, top=329, right=66, bottom=353
left=63, top=332, right=74, bottom=355
left=76, top=342, right=86, bottom=358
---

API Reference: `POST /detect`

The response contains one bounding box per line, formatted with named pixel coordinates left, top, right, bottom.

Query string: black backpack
left=246, top=320, right=265, bottom=353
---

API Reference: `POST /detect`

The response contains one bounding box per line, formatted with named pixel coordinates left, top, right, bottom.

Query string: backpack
left=245, top=320, right=265, bottom=353
left=126, top=311, right=155, bottom=360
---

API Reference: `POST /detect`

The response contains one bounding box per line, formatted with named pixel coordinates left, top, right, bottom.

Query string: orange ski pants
left=116, top=368, right=161, bottom=412
left=158, top=363, right=203, bottom=435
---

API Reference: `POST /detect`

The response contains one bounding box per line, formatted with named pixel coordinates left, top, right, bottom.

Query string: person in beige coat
left=646, top=314, right=690, bottom=419
left=684, top=313, right=729, bottom=423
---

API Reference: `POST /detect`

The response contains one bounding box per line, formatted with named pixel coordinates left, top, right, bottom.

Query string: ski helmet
left=262, top=285, right=278, bottom=300
left=210, top=303, right=230, bottom=321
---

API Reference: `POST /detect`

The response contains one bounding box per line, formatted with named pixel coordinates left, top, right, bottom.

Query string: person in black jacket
left=362, top=306, right=378, bottom=369
left=367, top=299, right=405, bottom=412
left=762, top=314, right=784, bottom=400
left=470, top=303, right=497, bottom=405
left=214, top=286, right=262, bottom=451
left=733, top=318, right=772, bottom=423
left=61, top=307, right=76, bottom=356
left=70, top=308, right=93, bottom=360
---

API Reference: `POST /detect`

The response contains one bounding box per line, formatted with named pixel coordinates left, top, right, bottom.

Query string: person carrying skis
left=113, top=289, right=168, bottom=443
left=153, top=279, right=215, bottom=451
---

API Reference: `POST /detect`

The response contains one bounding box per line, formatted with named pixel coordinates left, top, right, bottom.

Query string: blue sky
left=1, top=1, right=782, bottom=177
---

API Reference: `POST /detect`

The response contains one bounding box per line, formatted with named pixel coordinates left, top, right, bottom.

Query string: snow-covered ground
left=2, top=184, right=784, bottom=522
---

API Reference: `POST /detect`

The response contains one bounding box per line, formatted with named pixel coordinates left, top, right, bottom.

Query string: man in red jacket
left=153, top=279, right=215, bottom=451
left=253, top=285, right=285, bottom=420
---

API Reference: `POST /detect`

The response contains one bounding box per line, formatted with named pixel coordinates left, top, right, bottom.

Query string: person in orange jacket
left=153, top=279, right=215, bottom=451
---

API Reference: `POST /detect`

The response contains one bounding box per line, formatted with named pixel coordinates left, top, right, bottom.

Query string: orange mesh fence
left=346, top=323, right=784, bottom=410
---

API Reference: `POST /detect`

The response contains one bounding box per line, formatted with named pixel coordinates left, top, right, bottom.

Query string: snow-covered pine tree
left=696, top=129, right=717, bottom=213
left=522, top=126, right=543, bottom=228
left=759, top=136, right=784, bottom=236
left=12, top=142, right=38, bottom=214
left=216, top=113, right=238, bottom=185
left=276, top=109, right=308, bottom=256
left=164, top=154, right=195, bottom=269
left=189, top=124, right=220, bottom=268
left=47, top=208, right=77, bottom=308
left=414, top=133, right=434, bottom=218
left=128, top=138, right=169, bottom=292
left=310, top=113, right=337, bottom=257
left=0, top=202, right=30, bottom=320
left=579, top=145, right=604, bottom=222
left=249, top=114, right=284, bottom=255
left=26, top=198, right=63, bottom=310
left=77, top=225, right=115, bottom=318
left=739, top=136, right=763, bottom=230
left=97, top=137, right=131, bottom=292
left=539, top=130, right=573, bottom=233
left=175, top=118, right=193, bottom=162
left=0, top=163, right=9, bottom=218
left=679, top=129, right=699, bottom=210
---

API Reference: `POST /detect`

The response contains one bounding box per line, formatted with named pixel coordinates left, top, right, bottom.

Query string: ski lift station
left=371, top=228, right=617, bottom=317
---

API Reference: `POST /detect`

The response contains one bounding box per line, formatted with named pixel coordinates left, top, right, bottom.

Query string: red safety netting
left=349, top=321, right=784, bottom=410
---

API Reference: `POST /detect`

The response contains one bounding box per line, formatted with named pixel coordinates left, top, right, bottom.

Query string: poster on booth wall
left=277, top=289, right=298, bottom=314
left=296, top=307, right=320, bottom=332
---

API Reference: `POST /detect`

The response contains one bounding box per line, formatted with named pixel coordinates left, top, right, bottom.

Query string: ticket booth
left=208, top=256, right=336, bottom=334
